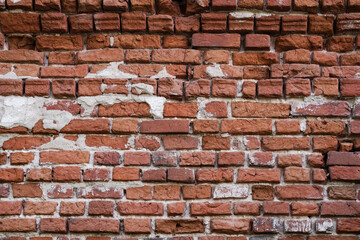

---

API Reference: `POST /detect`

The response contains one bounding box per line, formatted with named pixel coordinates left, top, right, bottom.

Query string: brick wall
left=0, top=0, right=360, bottom=239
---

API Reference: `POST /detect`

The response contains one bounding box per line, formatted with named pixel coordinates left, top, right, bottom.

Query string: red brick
left=292, top=202, right=319, bottom=215
left=154, top=185, right=181, bottom=200
left=7, top=0, right=33, bottom=10
left=113, top=167, right=139, bottom=181
left=0, top=201, right=22, bottom=215
left=210, top=218, right=251, bottom=234
left=117, top=202, right=163, bottom=215
left=262, top=137, right=310, bottom=151
left=327, top=36, right=354, bottom=52
left=98, top=102, right=150, bottom=117
left=94, top=13, right=120, bottom=31
left=52, top=79, right=76, bottom=98
left=305, top=120, right=346, bottom=135
left=124, top=218, right=151, bottom=233
left=0, top=79, right=23, bottom=96
left=191, top=202, right=231, bottom=216
left=41, top=13, right=67, bottom=33
left=83, top=168, right=111, bottom=181
left=322, top=0, right=345, bottom=13
left=156, top=219, right=204, bottom=234
left=196, top=168, right=233, bottom=183
left=192, top=33, right=240, bottom=48
left=293, top=0, right=318, bottom=12
left=222, top=119, right=272, bottom=135
left=313, top=51, right=338, bottom=66
left=23, top=201, right=57, bottom=215
left=0, top=13, right=40, bottom=33
left=233, top=52, right=279, bottom=65
left=26, top=168, right=52, bottom=181
left=163, top=35, right=188, bottom=49
left=3, top=136, right=50, bottom=150
left=36, top=35, right=82, bottom=51
left=234, top=202, right=260, bottom=215
left=53, top=166, right=81, bottom=182
left=245, top=34, right=270, bottom=50
left=255, top=15, right=281, bottom=33
left=13, top=183, right=42, bottom=198
left=88, top=201, right=114, bottom=216
left=276, top=185, right=324, bottom=199
left=40, top=151, right=89, bottom=164
left=292, top=101, right=351, bottom=117
left=126, top=186, right=152, bottom=200
left=229, top=14, right=254, bottom=33
left=202, top=135, right=230, bottom=150
left=103, top=0, right=128, bottom=11
left=183, top=185, right=211, bottom=199
left=258, top=79, right=283, bottom=97
left=263, top=201, right=290, bottom=215
left=232, top=102, right=290, bottom=118
left=86, top=136, right=129, bottom=149
left=175, top=15, right=200, bottom=34
left=180, top=152, right=215, bottom=166
left=275, top=120, right=301, bottom=135
left=237, top=0, right=263, bottom=9
left=163, top=136, right=199, bottom=150
left=0, top=218, right=36, bottom=232
left=10, top=152, right=34, bottom=165
left=142, top=169, right=166, bottom=182
left=148, top=14, right=173, bottom=33
left=153, top=49, right=201, bottom=64
left=60, top=201, right=85, bottom=216
left=267, top=0, right=291, bottom=11
left=124, top=152, right=150, bottom=166
left=69, top=219, right=120, bottom=233
left=284, top=167, right=311, bottom=183
left=0, top=50, right=44, bottom=64
left=237, top=169, right=280, bottom=183
left=157, top=0, right=181, bottom=16
left=212, top=79, right=237, bottom=98
left=168, top=202, right=185, bottom=215
left=282, top=15, right=308, bottom=34
left=322, top=201, right=360, bottom=216
left=276, top=35, right=323, bottom=52
left=77, top=186, right=122, bottom=199
left=309, top=15, right=335, bottom=35
left=337, top=218, right=360, bottom=233
left=121, top=13, right=146, bottom=32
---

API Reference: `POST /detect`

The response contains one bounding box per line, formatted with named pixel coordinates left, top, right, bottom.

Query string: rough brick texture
left=0, top=0, right=359, bottom=239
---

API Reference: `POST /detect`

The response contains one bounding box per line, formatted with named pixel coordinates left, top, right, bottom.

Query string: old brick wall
left=0, top=0, right=360, bottom=239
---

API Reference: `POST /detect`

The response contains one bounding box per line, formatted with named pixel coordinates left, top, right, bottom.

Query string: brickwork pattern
left=0, top=0, right=360, bottom=239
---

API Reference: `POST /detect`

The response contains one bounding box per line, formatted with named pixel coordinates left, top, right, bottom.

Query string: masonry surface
left=0, top=0, right=360, bottom=239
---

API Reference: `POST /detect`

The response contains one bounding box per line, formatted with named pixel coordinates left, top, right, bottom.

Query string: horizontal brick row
left=1, top=77, right=360, bottom=100
left=2, top=11, right=360, bottom=35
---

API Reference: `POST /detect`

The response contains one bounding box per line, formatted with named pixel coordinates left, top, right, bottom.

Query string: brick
left=252, top=185, right=274, bottom=200
left=78, top=49, right=124, bottom=63
left=69, top=219, right=120, bottom=233
left=0, top=79, right=22, bottom=96
left=321, top=201, right=360, bottom=216
left=229, top=13, right=254, bottom=33
left=305, top=120, right=346, bottom=135
left=148, top=14, right=173, bottom=33
left=329, top=166, right=360, bottom=181
left=337, top=218, right=360, bottom=233
left=245, top=34, right=270, bottom=50
left=313, top=136, right=339, bottom=152
left=234, top=202, right=260, bottom=215
left=232, top=102, right=290, bottom=118
left=233, top=52, right=279, bottom=65
left=168, top=168, right=194, bottom=183
left=175, top=15, right=200, bottom=33
left=124, top=152, right=150, bottom=166
left=237, top=0, right=263, bottom=9
left=94, top=13, right=120, bottom=31
left=154, top=185, right=181, bottom=200
left=0, top=201, right=22, bottom=215
left=113, top=167, right=139, bottom=181
left=124, top=218, right=151, bottom=233
left=60, top=202, right=86, bottom=216
left=0, top=219, right=36, bottom=232
left=190, top=202, right=231, bottom=216
left=41, top=13, right=68, bottom=33
left=276, top=35, right=323, bottom=52
left=0, top=50, right=44, bottom=64
left=36, top=35, right=83, bottom=51
left=168, top=202, right=185, bottom=215
left=309, top=15, right=335, bottom=35
left=322, top=0, right=345, bottom=13
left=202, top=135, right=230, bottom=150
left=163, top=136, right=199, bottom=150
left=24, top=201, right=57, bottom=215
left=121, top=13, right=146, bottom=32
left=262, top=137, right=310, bottom=151
left=258, top=79, right=283, bottom=97
left=253, top=217, right=281, bottom=233
left=183, top=185, right=212, bottom=199
left=210, top=218, right=251, bottom=234
left=284, top=167, right=311, bottom=183
left=237, top=169, right=280, bottom=183
left=276, top=185, right=323, bottom=199
left=313, top=51, right=338, bottom=66
left=192, top=33, right=240, bottom=48
left=142, top=169, right=166, bottom=182
left=164, top=102, right=197, bottom=118
left=88, top=201, right=114, bottom=216
left=196, top=168, right=233, bottom=183
left=157, top=0, right=181, bottom=16
left=7, top=0, right=33, bottom=10
left=98, top=102, right=151, bottom=117
left=292, top=202, right=319, bottom=215
left=222, top=119, right=272, bottom=135
left=327, top=36, right=354, bottom=52
left=54, top=166, right=81, bottom=182
left=213, top=185, right=248, bottom=199
left=40, top=218, right=66, bottom=233
left=77, top=186, right=122, bottom=199
left=180, top=152, right=215, bottom=166
left=126, top=49, right=151, bottom=63
left=327, top=151, right=360, bottom=166
left=0, top=13, right=40, bottom=33
left=293, top=0, right=318, bottom=12
left=40, top=151, right=89, bottom=164
left=13, top=183, right=42, bottom=198
left=126, top=186, right=152, bottom=200
left=103, top=0, right=128, bottom=11
left=26, top=168, right=52, bottom=181
left=292, top=101, right=351, bottom=117
left=275, top=120, right=301, bottom=134
left=153, top=49, right=201, bottom=64
left=52, top=79, right=76, bottom=98
left=267, top=0, right=291, bottom=11
left=163, top=35, right=188, bottom=49
left=84, top=168, right=111, bottom=181
left=314, top=78, right=338, bottom=96
left=156, top=219, right=204, bottom=233
left=255, top=15, right=281, bottom=33
left=284, top=219, right=311, bottom=233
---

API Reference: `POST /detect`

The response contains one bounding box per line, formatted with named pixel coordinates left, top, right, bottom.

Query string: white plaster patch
left=206, top=64, right=225, bottom=78
left=84, top=62, right=138, bottom=79
left=132, top=83, right=154, bottom=95
left=150, top=67, right=175, bottom=79
left=229, top=11, right=254, bottom=18
left=213, top=185, right=249, bottom=199
left=0, top=97, right=73, bottom=131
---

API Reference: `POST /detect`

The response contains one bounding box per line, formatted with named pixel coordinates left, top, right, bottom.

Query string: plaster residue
left=85, top=62, right=138, bottom=79
left=78, top=94, right=166, bottom=119
left=132, top=83, right=154, bottom=95
left=0, top=96, right=73, bottom=131
left=229, top=11, right=254, bottom=18
left=213, top=185, right=249, bottom=199
left=206, top=64, right=226, bottom=78
left=150, top=67, right=175, bottom=79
